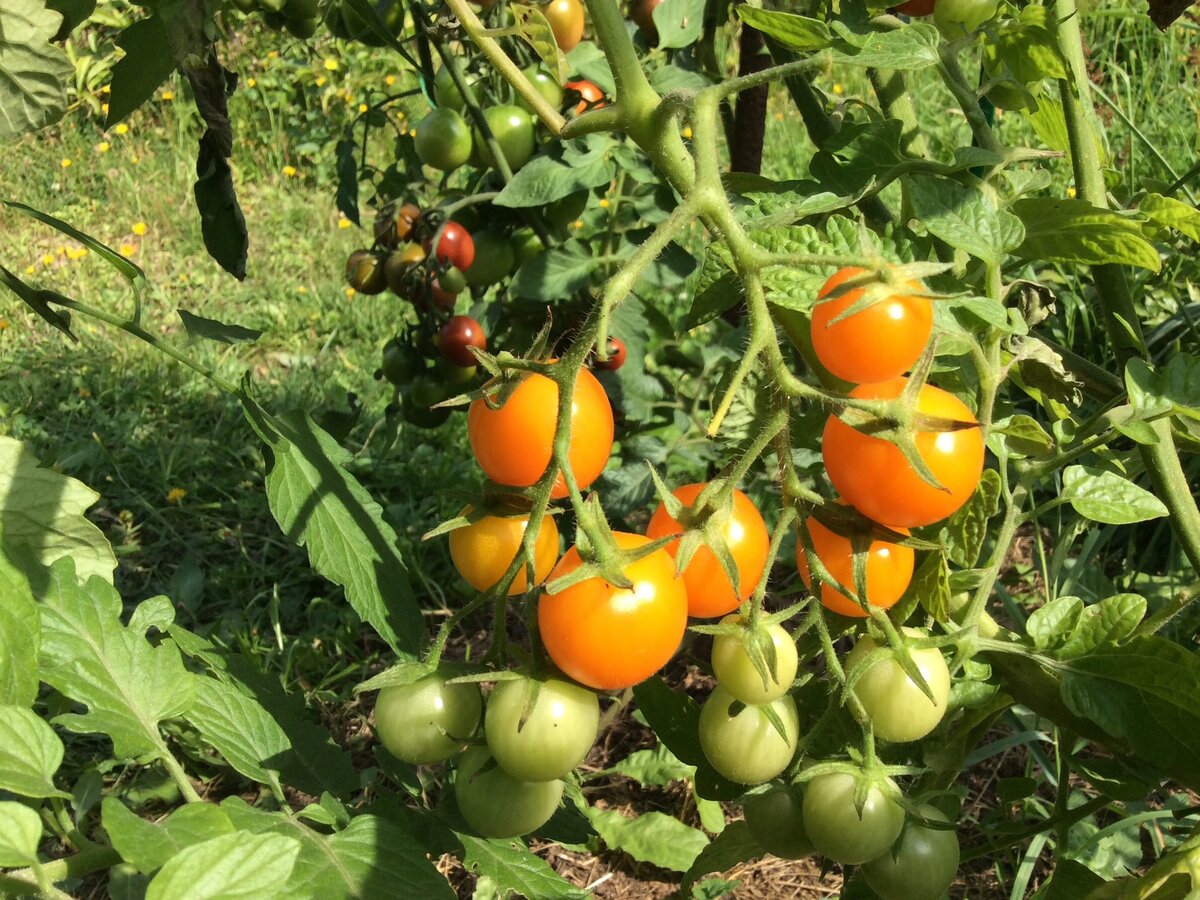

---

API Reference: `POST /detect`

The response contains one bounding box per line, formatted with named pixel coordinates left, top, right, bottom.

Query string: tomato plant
left=710, top=614, right=798, bottom=704
left=539, top=532, right=687, bottom=689
left=374, top=676, right=482, bottom=764
left=438, top=315, right=486, bottom=367
left=743, top=787, right=813, bottom=859
left=484, top=676, right=600, bottom=781
left=454, top=746, right=564, bottom=838
left=448, top=506, right=559, bottom=594
left=563, top=79, right=605, bottom=116
left=698, top=685, right=799, bottom=784
left=645, top=483, right=770, bottom=618
left=935, top=0, right=1000, bottom=34
left=796, top=515, right=914, bottom=618
left=802, top=772, right=906, bottom=865
left=414, top=108, right=474, bottom=172
left=425, top=221, right=476, bottom=272
left=541, top=0, right=585, bottom=51
left=469, top=105, right=536, bottom=171
left=823, top=378, right=985, bottom=528
left=862, top=805, right=961, bottom=900
left=846, top=629, right=951, bottom=743
left=592, top=337, right=626, bottom=371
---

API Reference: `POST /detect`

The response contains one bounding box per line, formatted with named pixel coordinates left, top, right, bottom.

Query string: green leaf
left=1012, top=198, right=1162, bottom=272
left=105, top=15, right=175, bottom=128
left=1056, top=594, right=1147, bottom=660
left=586, top=808, right=709, bottom=873
left=652, top=0, right=705, bottom=49
left=0, top=435, right=118, bottom=586
left=0, top=556, right=38, bottom=706
left=913, top=551, right=952, bottom=623
left=1138, top=193, right=1200, bottom=242
left=1059, top=635, right=1200, bottom=786
left=102, top=798, right=237, bottom=874
left=1059, top=465, right=1168, bottom=525
left=334, top=137, right=359, bottom=226
left=941, top=469, right=1002, bottom=568
left=509, top=4, right=568, bottom=83
left=831, top=21, right=941, bottom=70
left=0, top=0, right=72, bottom=140
left=494, top=153, right=616, bottom=208
left=45, top=0, right=95, bottom=39
left=241, top=406, right=425, bottom=657
left=509, top=240, right=598, bottom=300
left=680, top=821, right=760, bottom=895
left=195, top=129, right=248, bottom=281
left=178, top=309, right=262, bottom=345
left=809, top=120, right=906, bottom=196
left=909, top=177, right=1024, bottom=266
left=1, top=200, right=144, bottom=283
left=145, top=831, right=301, bottom=900
left=0, top=801, right=42, bottom=867
left=989, top=414, right=1055, bottom=459
left=1026, top=596, right=1083, bottom=651
left=1127, top=354, right=1200, bottom=422
left=38, top=559, right=193, bottom=759
left=736, top=7, right=830, bottom=50
left=456, top=833, right=587, bottom=900
left=0, top=705, right=66, bottom=799
left=606, top=742, right=694, bottom=787
left=686, top=252, right=738, bottom=329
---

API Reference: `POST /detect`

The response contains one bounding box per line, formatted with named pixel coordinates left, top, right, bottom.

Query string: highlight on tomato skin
left=796, top=515, right=914, bottom=618
left=644, top=483, right=770, bottom=618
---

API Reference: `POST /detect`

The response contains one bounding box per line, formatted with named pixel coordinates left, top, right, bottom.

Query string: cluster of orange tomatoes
left=371, top=267, right=981, bottom=897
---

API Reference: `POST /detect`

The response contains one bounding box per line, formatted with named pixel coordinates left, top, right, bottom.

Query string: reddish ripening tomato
left=631, top=0, right=662, bottom=42
left=539, top=532, right=688, bottom=690
left=645, top=483, right=770, bottom=618
left=563, top=79, right=605, bottom=116
left=439, top=316, right=486, bottom=367
left=892, top=0, right=936, bottom=15
left=796, top=515, right=914, bottom=618
left=449, top=507, right=559, bottom=595
left=467, top=364, right=614, bottom=500
left=822, top=378, right=985, bottom=528
left=542, top=0, right=584, bottom=51
left=425, top=221, right=475, bottom=271
left=594, top=338, right=627, bottom=371
left=809, top=267, right=933, bottom=384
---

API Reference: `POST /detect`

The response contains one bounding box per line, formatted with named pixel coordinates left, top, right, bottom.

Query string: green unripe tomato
left=373, top=676, right=481, bottom=764
left=517, top=65, right=565, bottom=113
left=464, top=230, right=515, bottom=287
left=711, top=614, right=798, bottom=705
left=846, top=627, right=951, bottom=743
left=380, top=339, right=423, bottom=385
left=436, top=357, right=478, bottom=385
left=862, top=805, right=961, bottom=900
left=282, top=0, right=318, bottom=18
left=259, top=0, right=286, bottom=13
left=485, top=677, right=600, bottom=781
left=455, top=746, right=564, bottom=838
left=415, top=109, right=473, bottom=172
left=262, top=9, right=288, bottom=28
left=433, top=67, right=480, bottom=111
left=285, top=15, right=320, bottom=37
left=744, top=787, right=814, bottom=859
left=934, top=0, right=999, bottom=36
left=545, top=190, right=588, bottom=232
left=802, top=772, right=905, bottom=865
left=470, top=106, right=536, bottom=171
left=437, top=266, right=468, bottom=295
left=698, top=685, right=799, bottom=785
left=510, top=227, right=545, bottom=265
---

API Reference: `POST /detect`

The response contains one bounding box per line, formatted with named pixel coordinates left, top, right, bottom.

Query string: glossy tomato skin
left=862, top=805, right=961, bottom=900
left=892, top=0, right=936, bottom=15
left=518, top=65, right=565, bottom=113
left=464, top=230, right=515, bottom=287
left=510, top=227, right=545, bottom=265
left=822, top=378, right=984, bottom=528
left=539, top=532, right=688, bottom=690
left=425, top=222, right=476, bottom=272
left=439, top=316, right=486, bottom=368
left=711, top=614, right=798, bottom=705
left=455, top=746, right=563, bottom=838
left=803, top=772, right=905, bottom=865
left=470, top=106, right=536, bottom=171
left=433, top=67, right=480, bottom=111
left=699, top=685, right=799, bottom=784
left=449, top=506, right=559, bottom=595
left=809, top=267, right=932, bottom=384
left=484, top=677, right=600, bottom=781
left=345, top=249, right=387, bottom=294
left=374, top=677, right=481, bottom=764
left=542, top=0, right=584, bottom=51
left=594, top=338, right=627, bottom=372
left=935, top=0, right=999, bottom=34
left=385, top=243, right=426, bottom=296
left=846, top=629, right=951, bottom=743
left=645, top=483, right=770, bottom=618
left=631, top=0, right=662, bottom=42
left=415, top=108, right=473, bottom=171
left=467, top=365, right=614, bottom=500
left=563, top=79, right=605, bottom=116
left=744, top=787, right=814, bottom=859
left=796, top=516, right=914, bottom=618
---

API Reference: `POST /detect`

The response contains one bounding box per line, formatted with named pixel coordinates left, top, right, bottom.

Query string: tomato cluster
left=229, top=0, right=326, bottom=38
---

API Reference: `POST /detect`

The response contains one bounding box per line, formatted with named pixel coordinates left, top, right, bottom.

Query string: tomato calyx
left=845, top=626, right=951, bottom=708
left=645, top=476, right=747, bottom=595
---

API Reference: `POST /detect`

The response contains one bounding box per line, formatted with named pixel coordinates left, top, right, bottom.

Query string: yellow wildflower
left=166, top=488, right=188, bottom=504
left=358, top=103, right=369, bottom=113
left=101, top=103, right=109, bottom=115
left=0, top=319, right=8, bottom=331
left=267, top=50, right=278, bottom=59
left=324, top=58, right=339, bottom=72
left=96, top=141, right=111, bottom=153
left=247, top=78, right=257, bottom=88
left=115, top=123, right=129, bottom=135
left=41, top=253, right=54, bottom=266
left=681, top=126, right=693, bottom=139
left=162, top=90, right=175, bottom=101
left=119, top=243, right=137, bottom=258
left=599, top=198, right=610, bottom=209
left=1067, top=187, right=1077, bottom=198
left=130, top=155, right=141, bottom=165
left=345, top=287, right=356, bottom=299
left=61, top=158, right=72, bottom=168
left=571, top=219, right=584, bottom=230
left=832, top=83, right=844, bottom=96
left=132, top=222, right=147, bottom=236
left=337, top=217, right=352, bottom=230
left=385, top=75, right=396, bottom=86
left=283, top=165, right=298, bottom=177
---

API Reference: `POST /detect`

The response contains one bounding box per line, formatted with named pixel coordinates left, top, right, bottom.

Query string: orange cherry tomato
left=542, top=0, right=585, bottom=51
left=645, top=483, right=770, bottom=619
left=796, top=516, right=914, bottom=618
left=809, top=267, right=933, bottom=385
left=822, top=378, right=985, bottom=528
left=563, top=79, right=606, bottom=116
left=467, top=364, right=614, bottom=500
left=539, top=532, right=688, bottom=690
left=448, top=506, right=560, bottom=595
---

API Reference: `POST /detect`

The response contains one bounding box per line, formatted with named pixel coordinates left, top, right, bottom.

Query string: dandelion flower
left=337, top=217, right=352, bottom=230
left=324, top=58, right=339, bottom=72
left=61, top=158, right=72, bottom=168
left=119, top=243, right=137, bottom=258
left=283, top=165, right=298, bottom=177
left=115, top=123, right=129, bottom=135
left=681, top=126, right=692, bottom=139
left=96, top=141, right=111, bottom=153
left=132, top=221, right=147, bottom=236
left=166, top=488, right=188, bottom=503
left=41, top=253, right=55, bottom=266
left=162, top=90, right=175, bottom=101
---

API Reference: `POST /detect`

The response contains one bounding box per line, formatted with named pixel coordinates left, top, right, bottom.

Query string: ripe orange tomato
left=563, top=79, right=605, bottom=116
left=448, top=507, right=560, bottom=595
left=539, top=532, right=688, bottom=690
left=809, top=267, right=933, bottom=385
left=795, top=516, right=914, bottom=618
left=645, top=483, right=770, bottom=619
left=467, top=365, right=614, bottom=500
left=892, top=0, right=936, bottom=15
left=542, top=0, right=584, bottom=51
left=823, top=378, right=985, bottom=528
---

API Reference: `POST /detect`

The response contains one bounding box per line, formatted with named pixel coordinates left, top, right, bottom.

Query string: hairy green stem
left=0, top=847, right=122, bottom=897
